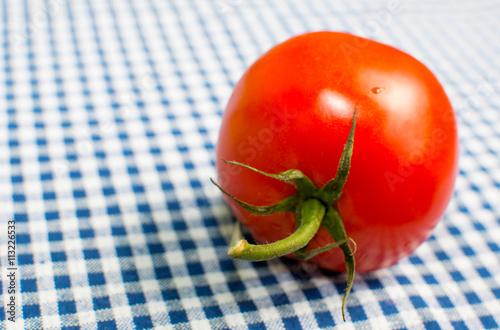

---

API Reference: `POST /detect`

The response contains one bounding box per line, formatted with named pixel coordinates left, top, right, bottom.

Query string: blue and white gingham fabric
left=1, top=0, right=500, bottom=329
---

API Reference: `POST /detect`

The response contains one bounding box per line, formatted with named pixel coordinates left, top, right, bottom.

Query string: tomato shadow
left=281, top=257, right=339, bottom=278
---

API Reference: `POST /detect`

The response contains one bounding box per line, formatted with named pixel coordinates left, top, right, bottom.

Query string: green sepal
left=322, top=205, right=355, bottom=322
left=315, top=108, right=357, bottom=204
left=210, top=178, right=299, bottom=215
left=220, top=159, right=317, bottom=199
left=214, top=109, right=359, bottom=322
left=293, top=237, right=355, bottom=260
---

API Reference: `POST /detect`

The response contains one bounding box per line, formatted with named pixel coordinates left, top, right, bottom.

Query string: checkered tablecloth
left=1, top=0, right=500, bottom=329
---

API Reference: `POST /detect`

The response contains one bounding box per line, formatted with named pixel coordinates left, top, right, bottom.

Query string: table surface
left=1, top=0, right=500, bottom=329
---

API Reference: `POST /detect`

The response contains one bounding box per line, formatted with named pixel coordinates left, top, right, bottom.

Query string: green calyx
left=212, top=109, right=357, bottom=321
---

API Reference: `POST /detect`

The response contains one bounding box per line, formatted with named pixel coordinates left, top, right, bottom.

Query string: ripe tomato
left=215, top=31, right=458, bottom=273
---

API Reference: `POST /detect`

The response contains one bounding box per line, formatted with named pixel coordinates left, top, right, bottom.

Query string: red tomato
left=215, top=31, right=458, bottom=273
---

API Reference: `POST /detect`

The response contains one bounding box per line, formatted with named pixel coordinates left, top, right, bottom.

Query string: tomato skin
left=216, top=32, right=459, bottom=273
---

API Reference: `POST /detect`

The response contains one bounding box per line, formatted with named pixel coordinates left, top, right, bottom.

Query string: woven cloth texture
left=1, top=0, right=500, bottom=329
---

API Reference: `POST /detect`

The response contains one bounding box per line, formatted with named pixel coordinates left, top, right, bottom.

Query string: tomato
left=215, top=31, right=458, bottom=274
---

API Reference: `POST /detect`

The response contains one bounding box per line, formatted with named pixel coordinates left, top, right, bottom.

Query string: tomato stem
left=213, top=109, right=358, bottom=321
left=228, top=198, right=325, bottom=261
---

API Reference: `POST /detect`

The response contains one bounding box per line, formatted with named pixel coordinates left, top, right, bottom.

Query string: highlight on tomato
left=213, top=31, right=459, bottom=320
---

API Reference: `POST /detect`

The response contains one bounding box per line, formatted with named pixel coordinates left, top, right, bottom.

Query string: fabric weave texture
left=1, top=0, right=500, bottom=329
